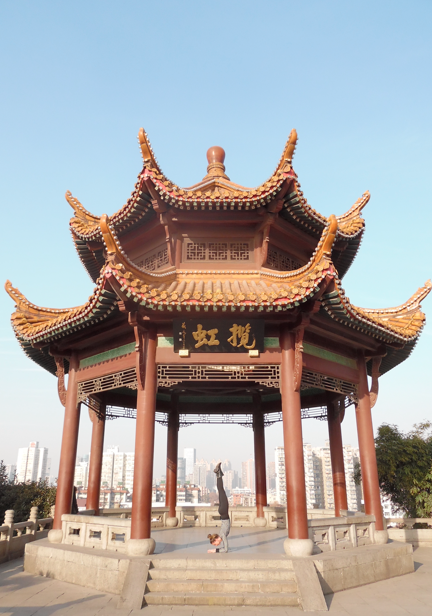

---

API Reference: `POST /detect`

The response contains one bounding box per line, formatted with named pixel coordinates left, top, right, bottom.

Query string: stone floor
left=1, top=527, right=432, bottom=615
left=151, top=525, right=290, bottom=556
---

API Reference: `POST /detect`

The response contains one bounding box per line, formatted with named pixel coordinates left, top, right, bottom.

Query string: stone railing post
left=29, top=506, right=39, bottom=535
left=3, top=510, right=14, bottom=559
left=328, top=525, right=337, bottom=551
left=350, top=523, right=358, bottom=548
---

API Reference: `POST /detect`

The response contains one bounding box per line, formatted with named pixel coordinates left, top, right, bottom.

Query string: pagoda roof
left=6, top=210, right=430, bottom=376
left=68, top=128, right=368, bottom=281
left=321, top=278, right=432, bottom=374
left=5, top=278, right=118, bottom=374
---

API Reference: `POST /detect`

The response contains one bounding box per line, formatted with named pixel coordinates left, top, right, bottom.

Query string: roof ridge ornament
left=276, top=129, right=298, bottom=173
left=203, top=146, right=230, bottom=181
left=138, top=127, right=162, bottom=172
left=358, top=279, right=432, bottom=315
left=65, top=190, right=99, bottom=221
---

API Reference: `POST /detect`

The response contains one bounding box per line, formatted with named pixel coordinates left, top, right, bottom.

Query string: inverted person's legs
left=217, top=476, right=229, bottom=519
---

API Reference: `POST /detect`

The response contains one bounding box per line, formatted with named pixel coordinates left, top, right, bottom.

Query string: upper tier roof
left=6, top=211, right=430, bottom=376
left=68, top=128, right=369, bottom=281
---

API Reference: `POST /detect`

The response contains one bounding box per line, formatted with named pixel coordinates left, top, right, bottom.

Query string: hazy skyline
left=1, top=1, right=431, bottom=480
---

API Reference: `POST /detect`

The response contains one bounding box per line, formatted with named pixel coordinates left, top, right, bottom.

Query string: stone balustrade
left=308, top=514, right=376, bottom=552
left=386, top=517, right=432, bottom=547
left=99, top=505, right=288, bottom=528
left=58, top=507, right=379, bottom=554
left=386, top=517, right=432, bottom=529
left=0, top=507, right=54, bottom=563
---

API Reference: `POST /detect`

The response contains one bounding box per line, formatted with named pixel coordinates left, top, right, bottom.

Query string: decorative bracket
left=159, top=206, right=177, bottom=267
left=336, top=398, right=346, bottom=423
left=293, top=328, right=305, bottom=392
left=88, top=396, right=105, bottom=424
left=54, top=356, right=67, bottom=406
left=257, top=199, right=284, bottom=266
left=369, top=356, right=383, bottom=408
left=128, top=311, right=149, bottom=391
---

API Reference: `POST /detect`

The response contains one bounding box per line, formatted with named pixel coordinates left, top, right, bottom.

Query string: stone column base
left=126, top=538, right=156, bottom=556
left=48, top=529, right=63, bottom=544
left=284, top=537, right=314, bottom=557
left=374, top=529, right=389, bottom=544
left=253, top=517, right=267, bottom=527
left=166, top=516, right=179, bottom=528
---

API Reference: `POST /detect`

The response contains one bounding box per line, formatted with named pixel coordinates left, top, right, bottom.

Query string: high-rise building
left=184, top=448, right=196, bottom=476
left=193, top=462, right=207, bottom=488
left=177, top=457, right=186, bottom=484
left=275, top=446, right=286, bottom=505
left=312, top=442, right=333, bottom=509
left=5, top=464, right=16, bottom=483
left=266, top=461, right=276, bottom=490
left=224, top=469, right=239, bottom=492
left=16, top=442, right=48, bottom=483
left=303, top=443, right=323, bottom=509
left=124, top=453, right=135, bottom=492
left=241, top=458, right=255, bottom=492
left=275, top=444, right=323, bottom=508
left=100, top=446, right=134, bottom=490
left=343, top=445, right=362, bottom=512
left=310, top=442, right=362, bottom=512
left=74, top=461, right=89, bottom=488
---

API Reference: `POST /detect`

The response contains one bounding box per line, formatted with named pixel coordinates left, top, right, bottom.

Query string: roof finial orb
left=204, top=146, right=229, bottom=180
left=206, top=146, right=225, bottom=165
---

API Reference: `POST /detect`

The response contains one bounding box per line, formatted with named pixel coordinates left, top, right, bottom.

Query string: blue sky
left=1, top=1, right=431, bottom=479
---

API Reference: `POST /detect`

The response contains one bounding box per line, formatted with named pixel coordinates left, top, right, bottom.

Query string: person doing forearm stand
left=207, top=462, right=230, bottom=553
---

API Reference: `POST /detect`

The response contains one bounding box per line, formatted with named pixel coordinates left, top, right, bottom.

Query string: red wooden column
left=356, top=353, right=387, bottom=541
left=253, top=411, right=267, bottom=525
left=49, top=354, right=81, bottom=542
left=86, top=402, right=106, bottom=515
left=327, top=400, right=348, bottom=516
left=165, top=408, right=179, bottom=526
left=280, top=325, right=313, bottom=556
left=129, top=325, right=158, bottom=555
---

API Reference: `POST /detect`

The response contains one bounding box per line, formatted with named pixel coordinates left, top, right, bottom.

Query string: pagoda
left=6, top=128, right=430, bottom=556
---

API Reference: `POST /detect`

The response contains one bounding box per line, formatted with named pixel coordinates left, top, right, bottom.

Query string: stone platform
left=23, top=527, right=414, bottom=611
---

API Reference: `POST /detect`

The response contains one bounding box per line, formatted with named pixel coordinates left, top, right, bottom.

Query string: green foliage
left=0, top=460, right=57, bottom=524
left=373, top=422, right=432, bottom=518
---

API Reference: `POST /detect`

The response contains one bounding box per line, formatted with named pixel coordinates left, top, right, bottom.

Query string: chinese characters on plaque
left=173, top=319, right=264, bottom=353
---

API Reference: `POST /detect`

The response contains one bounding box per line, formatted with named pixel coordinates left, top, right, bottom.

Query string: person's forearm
left=216, top=535, right=228, bottom=553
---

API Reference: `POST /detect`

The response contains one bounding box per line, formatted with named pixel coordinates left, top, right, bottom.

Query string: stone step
left=150, top=557, right=294, bottom=570
left=144, top=591, right=300, bottom=607
left=146, top=579, right=298, bottom=594
left=148, top=567, right=296, bottom=582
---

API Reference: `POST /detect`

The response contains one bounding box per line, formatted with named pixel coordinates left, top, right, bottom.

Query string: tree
left=0, top=460, right=57, bottom=524
left=357, top=423, right=432, bottom=518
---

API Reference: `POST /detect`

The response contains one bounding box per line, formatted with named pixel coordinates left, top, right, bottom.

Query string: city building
left=100, top=446, right=134, bottom=491
left=241, top=459, right=255, bottom=492
left=4, top=464, right=16, bottom=483
left=224, top=469, right=239, bottom=492
left=276, top=443, right=362, bottom=512
left=343, top=445, right=362, bottom=512
left=193, top=462, right=207, bottom=489
left=266, top=461, right=276, bottom=491
left=275, top=446, right=286, bottom=505
left=74, top=461, right=89, bottom=489
left=303, top=444, right=323, bottom=509
left=229, top=488, right=256, bottom=507
left=16, top=442, right=48, bottom=483
left=184, top=448, right=196, bottom=476
left=177, top=457, right=186, bottom=484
